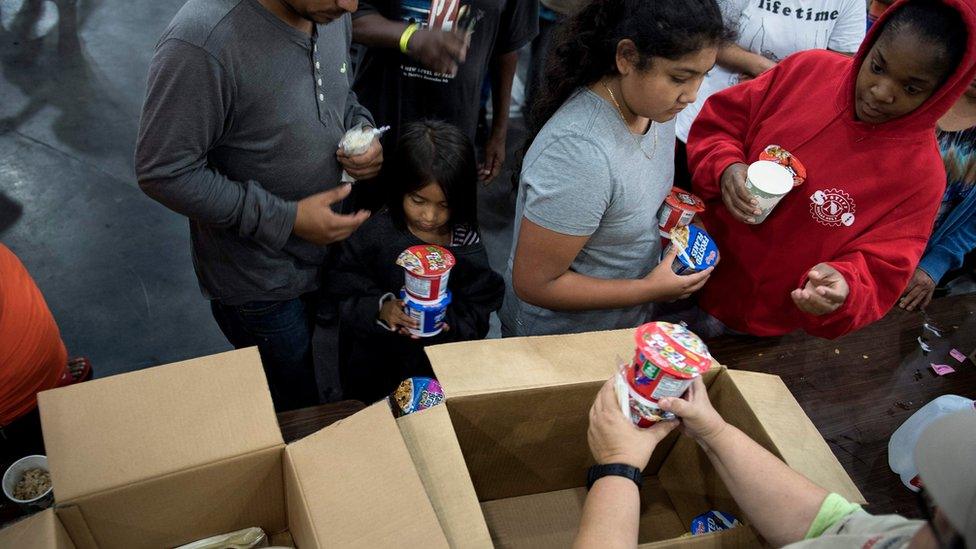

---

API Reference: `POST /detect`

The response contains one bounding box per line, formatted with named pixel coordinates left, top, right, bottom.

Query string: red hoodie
left=688, top=0, right=976, bottom=339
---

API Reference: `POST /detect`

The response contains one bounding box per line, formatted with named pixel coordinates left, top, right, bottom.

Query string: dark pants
left=0, top=407, right=45, bottom=467
left=211, top=295, right=320, bottom=411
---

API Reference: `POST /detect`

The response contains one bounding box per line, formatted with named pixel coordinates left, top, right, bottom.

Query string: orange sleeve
left=0, top=244, right=67, bottom=426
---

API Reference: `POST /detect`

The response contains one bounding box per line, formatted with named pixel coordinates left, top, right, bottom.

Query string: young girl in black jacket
left=330, top=120, right=504, bottom=403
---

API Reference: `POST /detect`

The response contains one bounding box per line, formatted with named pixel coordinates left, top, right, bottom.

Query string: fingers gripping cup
left=745, top=160, right=794, bottom=223
left=400, top=290, right=452, bottom=337
left=619, top=322, right=713, bottom=427
left=396, top=245, right=456, bottom=302
left=664, top=225, right=720, bottom=275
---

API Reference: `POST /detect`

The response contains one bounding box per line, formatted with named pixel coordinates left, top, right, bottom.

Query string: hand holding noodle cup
left=664, top=225, right=720, bottom=275
left=615, top=322, right=713, bottom=427
left=396, top=245, right=456, bottom=337
left=744, top=160, right=794, bottom=223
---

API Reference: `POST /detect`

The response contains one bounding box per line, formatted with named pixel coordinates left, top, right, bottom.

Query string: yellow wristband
left=399, top=23, right=419, bottom=54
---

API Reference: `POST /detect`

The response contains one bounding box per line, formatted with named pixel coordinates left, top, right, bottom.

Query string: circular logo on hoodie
left=810, top=189, right=856, bottom=227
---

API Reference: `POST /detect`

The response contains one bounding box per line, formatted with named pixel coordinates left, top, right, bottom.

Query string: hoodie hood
left=838, top=0, right=976, bottom=136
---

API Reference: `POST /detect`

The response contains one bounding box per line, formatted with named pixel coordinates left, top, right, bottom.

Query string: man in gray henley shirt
left=135, top=0, right=381, bottom=410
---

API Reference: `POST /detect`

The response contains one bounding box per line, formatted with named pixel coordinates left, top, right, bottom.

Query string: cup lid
left=747, top=160, right=794, bottom=195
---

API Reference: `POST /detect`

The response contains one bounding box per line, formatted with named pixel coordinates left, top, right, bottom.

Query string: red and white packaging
left=658, top=187, right=705, bottom=238
left=396, top=245, right=456, bottom=302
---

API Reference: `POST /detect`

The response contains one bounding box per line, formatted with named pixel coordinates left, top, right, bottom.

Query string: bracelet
left=586, top=463, right=643, bottom=491
left=399, top=23, right=419, bottom=54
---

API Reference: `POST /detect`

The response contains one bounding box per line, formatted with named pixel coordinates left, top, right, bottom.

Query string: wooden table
left=706, top=294, right=976, bottom=518
left=276, top=400, right=365, bottom=443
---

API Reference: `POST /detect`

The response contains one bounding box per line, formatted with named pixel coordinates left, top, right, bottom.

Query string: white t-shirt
left=676, top=0, right=866, bottom=142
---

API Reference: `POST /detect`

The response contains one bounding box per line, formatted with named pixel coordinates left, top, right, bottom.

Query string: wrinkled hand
left=337, top=137, right=383, bottom=180
left=720, top=163, right=761, bottom=224
left=479, top=129, right=506, bottom=182
left=899, top=268, right=936, bottom=311
left=657, top=376, right=727, bottom=445
left=644, top=246, right=713, bottom=302
left=293, top=184, right=370, bottom=245
left=588, top=378, right=678, bottom=470
left=407, top=29, right=468, bottom=76
left=791, top=263, right=849, bottom=315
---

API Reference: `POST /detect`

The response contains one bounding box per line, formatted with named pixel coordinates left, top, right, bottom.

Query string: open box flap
left=724, top=370, right=865, bottom=503
left=0, top=508, right=75, bottom=549
left=397, top=405, right=493, bottom=548
left=283, top=401, right=449, bottom=548
left=37, top=347, right=283, bottom=503
left=427, top=329, right=635, bottom=396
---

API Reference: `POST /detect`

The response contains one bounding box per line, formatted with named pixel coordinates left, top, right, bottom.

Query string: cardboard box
left=2, top=328, right=864, bottom=548
left=0, top=348, right=457, bottom=549
left=406, top=328, right=865, bottom=548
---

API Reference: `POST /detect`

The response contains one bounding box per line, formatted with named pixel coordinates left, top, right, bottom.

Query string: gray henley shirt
left=135, top=0, right=373, bottom=305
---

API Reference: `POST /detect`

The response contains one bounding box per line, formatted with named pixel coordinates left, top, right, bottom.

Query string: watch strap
left=587, top=463, right=642, bottom=491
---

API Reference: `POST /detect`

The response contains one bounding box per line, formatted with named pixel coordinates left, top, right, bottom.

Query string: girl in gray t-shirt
left=500, top=0, right=732, bottom=337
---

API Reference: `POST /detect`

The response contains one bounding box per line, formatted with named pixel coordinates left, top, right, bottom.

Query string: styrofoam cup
left=3, top=454, right=54, bottom=508
left=745, top=160, right=794, bottom=223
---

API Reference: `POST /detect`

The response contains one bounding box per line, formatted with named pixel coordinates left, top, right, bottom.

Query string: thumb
left=662, top=244, right=679, bottom=263
left=657, top=397, right=689, bottom=418
left=323, top=183, right=353, bottom=205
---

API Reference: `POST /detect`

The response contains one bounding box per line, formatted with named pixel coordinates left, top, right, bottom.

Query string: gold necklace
left=602, top=79, right=658, bottom=160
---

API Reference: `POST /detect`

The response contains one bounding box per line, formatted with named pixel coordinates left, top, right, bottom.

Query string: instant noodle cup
left=401, top=290, right=452, bottom=337
left=759, top=144, right=806, bottom=187
left=396, top=245, right=456, bottom=301
left=664, top=225, right=719, bottom=275
left=744, top=160, right=794, bottom=223
left=657, top=187, right=705, bottom=238
left=390, top=377, right=445, bottom=417
left=627, top=322, right=713, bottom=424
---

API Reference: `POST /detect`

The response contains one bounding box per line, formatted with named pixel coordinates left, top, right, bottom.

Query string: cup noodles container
left=664, top=225, right=719, bottom=275
left=401, top=289, right=452, bottom=338
left=396, top=245, right=456, bottom=301
left=759, top=144, right=806, bottom=187
left=657, top=187, right=705, bottom=238
left=390, top=377, right=445, bottom=417
left=745, top=160, right=794, bottom=223
left=626, top=322, right=713, bottom=424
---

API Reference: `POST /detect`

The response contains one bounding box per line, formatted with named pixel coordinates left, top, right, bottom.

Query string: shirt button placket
left=312, top=39, right=326, bottom=124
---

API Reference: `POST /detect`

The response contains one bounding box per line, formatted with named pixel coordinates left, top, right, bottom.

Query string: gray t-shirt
left=500, top=88, right=674, bottom=336
left=135, top=0, right=373, bottom=305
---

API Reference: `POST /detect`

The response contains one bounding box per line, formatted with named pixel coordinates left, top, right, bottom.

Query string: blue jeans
left=211, top=295, right=320, bottom=411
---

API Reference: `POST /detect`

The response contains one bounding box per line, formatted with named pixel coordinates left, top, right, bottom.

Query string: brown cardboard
left=397, top=405, right=493, bottom=548
left=3, top=347, right=453, bottom=549
left=0, top=509, right=75, bottom=549
left=422, top=328, right=865, bottom=548
left=283, top=401, right=449, bottom=548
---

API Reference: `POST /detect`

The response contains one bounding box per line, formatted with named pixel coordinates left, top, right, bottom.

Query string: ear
left=615, top=39, right=639, bottom=76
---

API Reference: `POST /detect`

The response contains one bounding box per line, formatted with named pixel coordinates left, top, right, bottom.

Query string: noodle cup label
left=402, top=290, right=452, bottom=337
left=658, top=187, right=705, bottom=238
left=624, top=379, right=672, bottom=426
left=664, top=225, right=719, bottom=275
left=630, top=322, right=712, bottom=403
left=745, top=160, right=794, bottom=223
left=759, top=144, right=807, bottom=187
left=396, top=245, right=456, bottom=301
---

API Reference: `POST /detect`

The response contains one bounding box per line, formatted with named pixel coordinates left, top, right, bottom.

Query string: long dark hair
left=386, top=119, right=479, bottom=230
left=513, top=0, right=733, bottom=188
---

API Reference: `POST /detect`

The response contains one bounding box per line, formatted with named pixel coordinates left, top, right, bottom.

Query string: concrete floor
left=0, top=0, right=522, bottom=379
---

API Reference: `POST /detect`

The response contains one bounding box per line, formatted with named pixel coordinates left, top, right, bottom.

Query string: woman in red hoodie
left=684, top=0, right=976, bottom=339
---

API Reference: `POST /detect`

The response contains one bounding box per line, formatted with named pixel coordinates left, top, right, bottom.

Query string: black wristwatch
left=586, top=463, right=643, bottom=491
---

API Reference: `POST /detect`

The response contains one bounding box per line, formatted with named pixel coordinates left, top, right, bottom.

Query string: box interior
left=444, top=368, right=762, bottom=547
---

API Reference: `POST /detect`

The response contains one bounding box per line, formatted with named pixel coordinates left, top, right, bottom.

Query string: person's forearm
left=514, top=269, right=654, bottom=311
left=573, top=476, right=640, bottom=549
left=352, top=13, right=407, bottom=49
left=716, top=44, right=774, bottom=77
left=489, top=51, right=518, bottom=134
left=700, top=424, right=828, bottom=546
